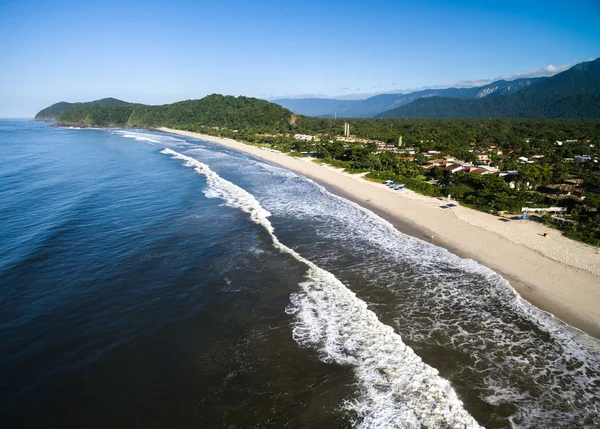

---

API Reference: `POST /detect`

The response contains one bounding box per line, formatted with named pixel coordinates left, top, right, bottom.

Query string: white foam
left=161, top=148, right=482, bottom=428
left=113, top=130, right=188, bottom=146
left=120, top=133, right=160, bottom=143
left=178, top=151, right=600, bottom=427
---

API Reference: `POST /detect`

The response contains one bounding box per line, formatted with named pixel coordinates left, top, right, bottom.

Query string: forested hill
left=34, top=97, right=133, bottom=121
left=48, top=94, right=294, bottom=129
left=376, top=58, right=600, bottom=119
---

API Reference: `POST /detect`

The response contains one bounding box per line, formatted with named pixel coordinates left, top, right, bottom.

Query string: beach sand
left=159, top=128, right=600, bottom=339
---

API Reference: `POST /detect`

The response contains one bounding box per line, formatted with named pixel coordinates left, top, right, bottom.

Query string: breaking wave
left=161, top=148, right=482, bottom=428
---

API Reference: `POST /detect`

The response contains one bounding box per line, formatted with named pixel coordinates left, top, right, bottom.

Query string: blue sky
left=0, top=0, right=599, bottom=117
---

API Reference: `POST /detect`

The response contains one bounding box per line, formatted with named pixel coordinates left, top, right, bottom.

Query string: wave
left=113, top=130, right=187, bottom=146
left=228, top=157, right=600, bottom=427
left=303, top=182, right=600, bottom=427
left=161, top=148, right=482, bottom=428
left=120, top=133, right=161, bottom=144
left=158, top=143, right=600, bottom=427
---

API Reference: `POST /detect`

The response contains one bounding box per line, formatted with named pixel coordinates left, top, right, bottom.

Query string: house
left=294, top=134, right=314, bottom=141
left=498, top=170, right=519, bottom=177
left=444, top=163, right=468, bottom=174
left=427, top=159, right=444, bottom=167
left=476, top=165, right=498, bottom=173
left=468, top=168, right=492, bottom=175
left=474, top=152, right=490, bottom=163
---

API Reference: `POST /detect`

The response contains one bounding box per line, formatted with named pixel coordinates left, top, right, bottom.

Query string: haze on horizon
left=1, top=0, right=599, bottom=117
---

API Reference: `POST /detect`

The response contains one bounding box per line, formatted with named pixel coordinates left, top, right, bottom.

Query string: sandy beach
left=159, top=128, right=600, bottom=339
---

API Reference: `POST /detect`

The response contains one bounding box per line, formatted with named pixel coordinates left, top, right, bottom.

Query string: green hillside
left=34, top=97, right=133, bottom=121
left=128, top=94, right=293, bottom=129
left=59, top=104, right=138, bottom=127
left=49, top=94, right=293, bottom=130
left=377, top=58, right=600, bottom=119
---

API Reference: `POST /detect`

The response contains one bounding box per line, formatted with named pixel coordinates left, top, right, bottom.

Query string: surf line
left=161, top=147, right=482, bottom=429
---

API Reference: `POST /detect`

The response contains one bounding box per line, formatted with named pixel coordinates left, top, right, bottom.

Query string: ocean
left=1, top=120, right=599, bottom=428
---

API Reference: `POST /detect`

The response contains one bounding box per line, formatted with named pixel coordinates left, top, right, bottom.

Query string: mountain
left=272, top=78, right=546, bottom=118
left=270, top=98, right=361, bottom=117
left=376, top=58, right=600, bottom=119
left=34, top=97, right=134, bottom=121
left=128, top=95, right=293, bottom=129
left=46, top=94, right=293, bottom=129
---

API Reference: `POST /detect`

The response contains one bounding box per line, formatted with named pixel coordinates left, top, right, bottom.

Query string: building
left=294, top=134, right=314, bottom=141
left=474, top=152, right=490, bottom=164
left=444, top=163, right=468, bottom=174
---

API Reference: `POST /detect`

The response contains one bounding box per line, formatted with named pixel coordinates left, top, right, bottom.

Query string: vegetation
left=34, top=97, right=133, bottom=121
left=53, top=94, right=293, bottom=130
left=60, top=105, right=137, bottom=127
left=128, top=95, right=293, bottom=130
left=207, top=117, right=600, bottom=245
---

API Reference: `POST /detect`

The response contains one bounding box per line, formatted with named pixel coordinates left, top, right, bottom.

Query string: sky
left=0, top=0, right=599, bottom=117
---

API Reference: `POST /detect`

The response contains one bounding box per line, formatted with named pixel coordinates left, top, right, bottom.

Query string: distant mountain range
left=273, top=58, right=600, bottom=119
left=377, top=58, right=600, bottom=119
left=34, top=97, right=136, bottom=121
left=272, top=77, right=548, bottom=118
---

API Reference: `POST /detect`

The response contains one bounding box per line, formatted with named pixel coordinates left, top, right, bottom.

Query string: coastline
left=158, top=127, right=600, bottom=340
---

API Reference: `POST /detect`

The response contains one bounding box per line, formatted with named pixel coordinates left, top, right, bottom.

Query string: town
left=200, top=118, right=600, bottom=245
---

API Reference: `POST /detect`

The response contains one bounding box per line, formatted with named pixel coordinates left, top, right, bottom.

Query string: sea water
left=1, top=121, right=599, bottom=428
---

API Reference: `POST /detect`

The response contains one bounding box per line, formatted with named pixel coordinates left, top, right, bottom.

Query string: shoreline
left=158, top=127, right=600, bottom=340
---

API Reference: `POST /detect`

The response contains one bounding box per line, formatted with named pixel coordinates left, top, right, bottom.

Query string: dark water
left=1, top=121, right=599, bottom=428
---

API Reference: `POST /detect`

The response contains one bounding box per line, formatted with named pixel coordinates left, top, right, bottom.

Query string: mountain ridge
left=376, top=58, right=600, bottom=119
left=272, top=77, right=548, bottom=118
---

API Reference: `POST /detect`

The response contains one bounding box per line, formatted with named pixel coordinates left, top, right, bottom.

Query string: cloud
left=264, top=92, right=332, bottom=100
left=441, top=61, right=580, bottom=89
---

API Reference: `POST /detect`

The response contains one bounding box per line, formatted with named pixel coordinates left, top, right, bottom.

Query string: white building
left=294, top=134, right=314, bottom=141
